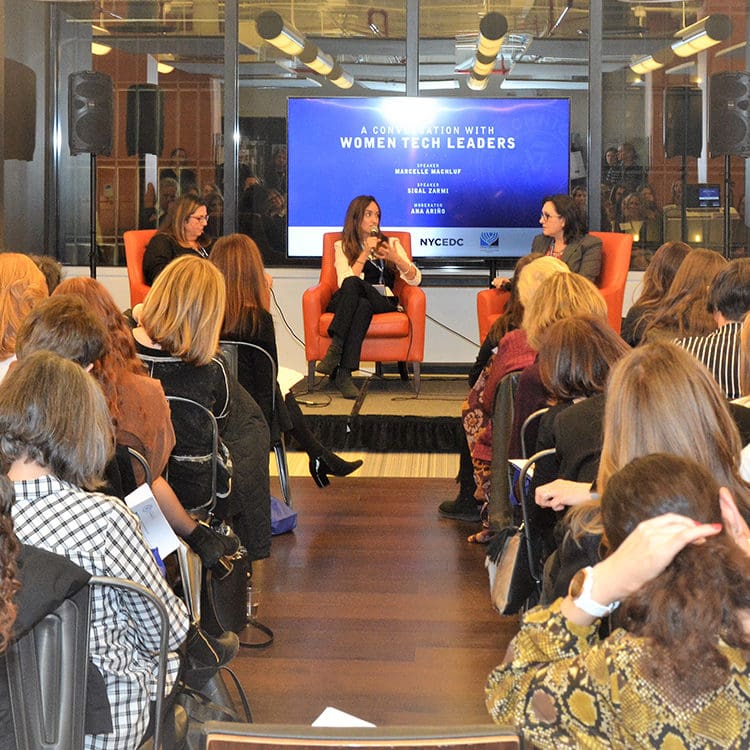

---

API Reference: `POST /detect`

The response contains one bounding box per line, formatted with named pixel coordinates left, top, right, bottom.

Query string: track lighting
left=256, top=11, right=355, bottom=89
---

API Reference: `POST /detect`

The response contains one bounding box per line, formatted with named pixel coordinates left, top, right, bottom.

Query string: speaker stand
left=90, top=153, right=98, bottom=279
left=723, top=154, right=732, bottom=259
left=679, top=154, right=688, bottom=243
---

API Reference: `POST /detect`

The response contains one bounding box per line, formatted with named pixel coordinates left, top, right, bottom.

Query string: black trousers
left=326, top=276, right=397, bottom=371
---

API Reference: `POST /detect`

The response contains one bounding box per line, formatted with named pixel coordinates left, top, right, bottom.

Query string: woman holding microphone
left=316, top=195, right=421, bottom=399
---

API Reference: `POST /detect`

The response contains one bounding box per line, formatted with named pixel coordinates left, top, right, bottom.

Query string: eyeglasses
left=540, top=212, right=561, bottom=221
left=189, top=213, right=209, bottom=223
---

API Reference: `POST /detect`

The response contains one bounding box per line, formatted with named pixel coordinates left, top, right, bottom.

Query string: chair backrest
left=165, top=395, right=220, bottom=516
left=8, top=586, right=91, bottom=750
left=590, top=231, right=633, bottom=333
left=219, top=341, right=277, bottom=430
left=9, top=575, right=171, bottom=750
left=321, top=231, right=413, bottom=292
left=124, top=229, right=157, bottom=308
left=199, top=722, right=522, bottom=750
left=520, top=407, right=549, bottom=460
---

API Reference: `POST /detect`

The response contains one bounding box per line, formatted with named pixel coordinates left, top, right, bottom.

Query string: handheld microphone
left=369, top=226, right=381, bottom=259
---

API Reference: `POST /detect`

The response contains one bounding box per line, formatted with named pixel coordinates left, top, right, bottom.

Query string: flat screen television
left=287, top=97, right=571, bottom=261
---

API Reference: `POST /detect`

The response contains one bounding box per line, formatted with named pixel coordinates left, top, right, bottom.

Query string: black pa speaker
left=4, top=58, right=36, bottom=161
left=126, top=84, right=164, bottom=157
left=68, top=71, right=113, bottom=156
left=709, top=71, right=750, bottom=158
left=664, top=86, right=702, bottom=159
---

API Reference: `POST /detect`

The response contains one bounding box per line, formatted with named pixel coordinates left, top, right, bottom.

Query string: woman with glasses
left=531, top=194, right=602, bottom=284
left=143, top=195, right=213, bottom=285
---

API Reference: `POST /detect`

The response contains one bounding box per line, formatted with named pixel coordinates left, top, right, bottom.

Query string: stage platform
left=290, top=373, right=466, bottom=454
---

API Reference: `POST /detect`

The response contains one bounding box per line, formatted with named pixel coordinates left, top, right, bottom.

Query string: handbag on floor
left=485, top=524, right=537, bottom=615
left=271, top=495, right=297, bottom=535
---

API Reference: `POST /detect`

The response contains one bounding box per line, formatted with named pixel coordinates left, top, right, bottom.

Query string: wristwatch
left=568, top=566, right=620, bottom=618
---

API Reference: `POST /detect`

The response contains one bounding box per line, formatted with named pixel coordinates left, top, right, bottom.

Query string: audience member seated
left=620, top=241, right=690, bottom=346
left=640, top=248, right=727, bottom=342
left=487, top=452, right=750, bottom=748
left=535, top=341, right=750, bottom=602
left=618, top=191, right=662, bottom=269
left=530, top=194, right=602, bottom=283
left=506, top=275, right=608, bottom=462
left=210, top=233, right=363, bottom=487
left=462, top=257, right=568, bottom=519
left=0, top=253, right=48, bottom=382
left=17, top=286, right=239, bottom=571
left=3, top=350, right=191, bottom=749
left=134, top=255, right=272, bottom=562
left=528, top=314, right=629, bottom=523
left=675, top=258, right=750, bottom=399
left=440, top=253, right=541, bottom=521
left=142, top=195, right=213, bottom=285
left=160, top=146, right=197, bottom=196
left=141, top=175, right=179, bottom=231
left=29, top=254, right=63, bottom=294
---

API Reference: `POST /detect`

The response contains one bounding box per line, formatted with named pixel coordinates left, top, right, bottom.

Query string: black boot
left=316, top=336, right=344, bottom=376
left=438, top=492, right=481, bottom=522
left=334, top=368, right=359, bottom=399
left=309, top=455, right=364, bottom=487
left=184, top=520, right=241, bottom=571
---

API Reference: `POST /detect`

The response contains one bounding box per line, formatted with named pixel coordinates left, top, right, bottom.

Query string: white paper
left=125, top=483, right=181, bottom=559
left=311, top=707, right=376, bottom=728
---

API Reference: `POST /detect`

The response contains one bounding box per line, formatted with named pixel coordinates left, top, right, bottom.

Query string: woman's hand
left=535, top=479, right=593, bottom=511
left=492, top=276, right=512, bottom=291
left=592, top=513, right=722, bottom=604
left=561, top=513, right=722, bottom=626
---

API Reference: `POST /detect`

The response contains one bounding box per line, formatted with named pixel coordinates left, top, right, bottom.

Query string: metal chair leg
left=273, top=438, right=293, bottom=507
left=412, top=362, right=421, bottom=394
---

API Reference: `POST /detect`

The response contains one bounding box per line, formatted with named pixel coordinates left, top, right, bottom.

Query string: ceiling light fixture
left=256, top=11, right=355, bottom=89
left=157, top=62, right=174, bottom=74
left=467, top=12, right=508, bottom=92
left=672, top=14, right=731, bottom=57
left=91, top=41, right=111, bottom=56
left=629, top=48, right=675, bottom=75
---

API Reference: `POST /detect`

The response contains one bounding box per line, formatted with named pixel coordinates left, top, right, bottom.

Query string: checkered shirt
left=12, top=476, right=190, bottom=750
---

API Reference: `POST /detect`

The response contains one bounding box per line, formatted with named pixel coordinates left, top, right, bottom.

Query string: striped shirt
left=676, top=321, right=742, bottom=399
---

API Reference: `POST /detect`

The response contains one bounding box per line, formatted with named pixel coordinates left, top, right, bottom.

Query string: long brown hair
left=0, top=474, right=19, bottom=653
left=602, top=453, right=750, bottom=695
left=340, top=195, right=397, bottom=274
left=641, top=248, right=726, bottom=339
left=210, top=233, right=268, bottom=339
left=631, top=241, right=691, bottom=310
left=537, top=314, right=629, bottom=402
left=570, top=340, right=750, bottom=538
left=53, top=277, right=146, bottom=424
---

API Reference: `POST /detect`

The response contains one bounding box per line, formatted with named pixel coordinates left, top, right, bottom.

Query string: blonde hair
left=524, top=272, right=608, bottom=350
left=570, top=340, right=750, bottom=538
left=140, top=255, right=226, bottom=366
left=0, top=253, right=48, bottom=359
left=515, top=256, right=569, bottom=311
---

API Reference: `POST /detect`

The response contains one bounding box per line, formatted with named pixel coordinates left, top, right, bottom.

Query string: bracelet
left=570, top=566, right=620, bottom=618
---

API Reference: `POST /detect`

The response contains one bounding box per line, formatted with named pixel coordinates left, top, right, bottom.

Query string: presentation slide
left=287, top=97, right=571, bottom=259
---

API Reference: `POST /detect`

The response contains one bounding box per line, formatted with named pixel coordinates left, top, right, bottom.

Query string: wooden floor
left=231, top=476, right=520, bottom=727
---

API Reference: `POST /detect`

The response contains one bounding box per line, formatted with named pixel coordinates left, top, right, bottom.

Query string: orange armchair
left=475, top=232, right=633, bottom=341
left=302, top=231, right=426, bottom=392
left=123, top=229, right=157, bottom=308
left=476, top=288, right=511, bottom=343
left=590, top=231, right=633, bottom=334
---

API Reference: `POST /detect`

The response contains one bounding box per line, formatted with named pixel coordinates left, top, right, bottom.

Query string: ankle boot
left=438, top=492, right=481, bottom=522
left=334, top=368, right=359, bottom=399
left=316, top=337, right=344, bottom=375
left=308, top=453, right=364, bottom=487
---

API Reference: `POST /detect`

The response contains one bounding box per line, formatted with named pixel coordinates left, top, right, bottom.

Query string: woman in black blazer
left=530, top=194, right=602, bottom=284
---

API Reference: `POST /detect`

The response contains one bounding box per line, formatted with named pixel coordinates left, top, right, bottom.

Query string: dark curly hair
left=602, top=453, right=750, bottom=695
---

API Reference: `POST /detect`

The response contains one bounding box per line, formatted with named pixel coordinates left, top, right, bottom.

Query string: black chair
left=219, top=340, right=292, bottom=506
left=515, top=448, right=557, bottom=601
left=520, top=407, right=550, bottom=460
left=164, top=395, right=220, bottom=518
left=9, top=576, right=173, bottom=750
